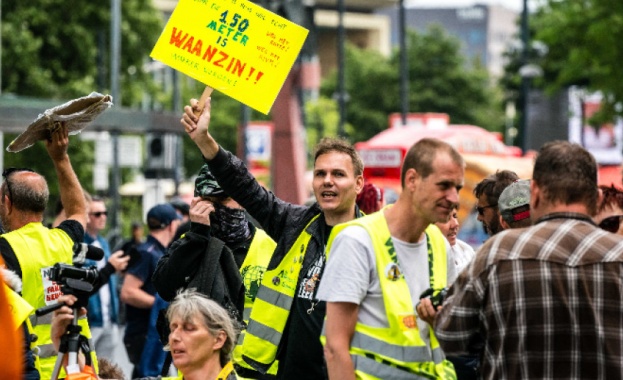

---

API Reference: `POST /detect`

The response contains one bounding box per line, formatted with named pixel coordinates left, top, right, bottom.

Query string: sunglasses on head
left=2, top=167, right=35, bottom=201
left=598, top=215, right=623, bottom=233
left=476, top=204, right=497, bottom=216
left=90, top=211, right=108, bottom=218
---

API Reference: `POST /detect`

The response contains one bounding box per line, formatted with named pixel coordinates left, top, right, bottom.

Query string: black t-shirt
left=276, top=223, right=332, bottom=380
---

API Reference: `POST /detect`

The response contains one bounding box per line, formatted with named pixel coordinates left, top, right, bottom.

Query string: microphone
left=72, top=242, right=105, bottom=264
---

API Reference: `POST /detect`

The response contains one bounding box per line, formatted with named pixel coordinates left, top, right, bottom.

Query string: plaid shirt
left=435, top=212, right=623, bottom=380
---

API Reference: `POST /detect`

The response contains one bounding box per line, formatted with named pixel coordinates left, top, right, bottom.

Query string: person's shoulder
left=55, top=219, right=84, bottom=242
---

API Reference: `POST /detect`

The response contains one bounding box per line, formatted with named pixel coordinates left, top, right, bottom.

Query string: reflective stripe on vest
left=242, top=215, right=320, bottom=373
left=232, top=229, right=279, bottom=377
left=323, top=211, right=455, bottom=379
left=4, top=222, right=96, bottom=378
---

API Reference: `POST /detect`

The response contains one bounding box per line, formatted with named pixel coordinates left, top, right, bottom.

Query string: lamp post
left=519, top=0, right=530, bottom=152
left=336, top=0, right=346, bottom=137
left=398, top=0, right=409, bottom=126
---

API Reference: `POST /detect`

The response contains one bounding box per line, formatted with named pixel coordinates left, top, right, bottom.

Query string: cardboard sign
left=151, top=0, right=309, bottom=114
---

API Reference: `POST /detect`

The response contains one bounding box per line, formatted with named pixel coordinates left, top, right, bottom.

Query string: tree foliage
left=2, top=0, right=163, bottom=107
left=317, top=25, right=504, bottom=145
left=532, top=0, right=623, bottom=120
left=1, top=0, right=165, bottom=225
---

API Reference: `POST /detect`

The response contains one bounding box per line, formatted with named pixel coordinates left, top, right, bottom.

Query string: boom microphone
left=72, top=242, right=105, bottom=264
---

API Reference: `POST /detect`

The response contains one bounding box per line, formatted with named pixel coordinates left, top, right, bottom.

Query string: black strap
left=161, top=351, right=173, bottom=376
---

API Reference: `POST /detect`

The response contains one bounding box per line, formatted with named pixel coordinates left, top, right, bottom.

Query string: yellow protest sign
left=150, top=0, right=309, bottom=114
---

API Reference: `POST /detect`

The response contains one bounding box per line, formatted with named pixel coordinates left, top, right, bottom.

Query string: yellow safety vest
left=4, top=222, right=96, bottom=379
left=323, top=212, right=456, bottom=380
left=163, top=361, right=238, bottom=379
left=241, top=215, right=320, bottom=374
left=232, top=228, right=279, bottom=378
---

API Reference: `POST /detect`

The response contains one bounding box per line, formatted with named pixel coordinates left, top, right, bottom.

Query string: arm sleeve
left=206, top=148, right=308, bottom=240
left=316, top=226, right=375, bottom=304
left=57, top=219, right=85, bottom=244
left=0, top=238, right=21, bottom=279
left=152, top=223, right=212, bottom=301
left=89, top=262, right=116, bottom=295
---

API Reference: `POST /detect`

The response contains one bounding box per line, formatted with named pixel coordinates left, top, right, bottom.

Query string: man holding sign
left=181, top=97, right=364, bottom=379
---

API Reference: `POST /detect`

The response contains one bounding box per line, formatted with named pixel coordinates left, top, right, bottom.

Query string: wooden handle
left=193, top=86, right=214, bottom=117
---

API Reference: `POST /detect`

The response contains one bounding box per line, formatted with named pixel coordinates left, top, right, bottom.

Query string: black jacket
left=152, top=222, right=247, bottom=311
left=207, top=148, right=325, bottom=271
left=205, top=148, right=363, bottom=380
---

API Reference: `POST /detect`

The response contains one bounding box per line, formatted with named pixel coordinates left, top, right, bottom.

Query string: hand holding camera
left=416, top=287, right=448, bottom=327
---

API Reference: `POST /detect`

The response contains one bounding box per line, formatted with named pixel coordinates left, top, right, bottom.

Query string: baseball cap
left=169, top=197, right=190, bottom=216
left=498, top=179, right=531, bottom=223
left=194, top=164, right=227, bottom=198
left=147, top=203, right=183, bottom=230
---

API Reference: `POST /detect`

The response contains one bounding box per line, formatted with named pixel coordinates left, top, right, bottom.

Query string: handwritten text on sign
left=151, top=0, right=308, bottom=114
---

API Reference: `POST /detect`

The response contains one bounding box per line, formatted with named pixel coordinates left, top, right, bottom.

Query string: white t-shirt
left=317, top=225, right=456, bottom=346
left=450, top=239, right=475, bottom=277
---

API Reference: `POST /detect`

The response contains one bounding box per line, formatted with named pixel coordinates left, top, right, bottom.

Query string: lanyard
left=386, top=232, right=434, bottom=288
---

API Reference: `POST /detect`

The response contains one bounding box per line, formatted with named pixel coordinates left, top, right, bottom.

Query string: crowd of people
left=2, top=97, right=623, bottom=380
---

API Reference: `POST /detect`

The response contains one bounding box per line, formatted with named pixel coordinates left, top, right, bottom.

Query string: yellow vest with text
left=323, top=213, right=456, bottom=380
left=4, top=222, right=95, bottom=379
left=232, top=228, right=279, bottom=378
left=241, top=215, right=320, bottom=374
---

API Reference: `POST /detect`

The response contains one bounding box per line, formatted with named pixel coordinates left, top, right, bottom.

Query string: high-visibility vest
left=232, top=228, right=279, bottom=378
left=241, top=215, right=320, bottom=374
left=323, top=212, right=456, bottom=380
left=163, top=361, right=239, bottom=379
left=4, top=222, right=96, bottom=379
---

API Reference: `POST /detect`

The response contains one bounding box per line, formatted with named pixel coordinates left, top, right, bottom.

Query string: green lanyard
left=386, top=232, right=434, bottom=288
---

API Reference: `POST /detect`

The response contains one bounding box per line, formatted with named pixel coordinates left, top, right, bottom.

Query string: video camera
left=36, top=243, right=104, bottom=316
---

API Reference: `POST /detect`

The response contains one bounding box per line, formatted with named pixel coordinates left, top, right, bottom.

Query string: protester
left=595, top=184, right=623, bottom=235
left=153, top=164, right=277, bottom=378
left=355, top=182, right=384, bottom=214
left=170, top=197, right=191, bottom=242
left=435, top=206, right=475, bottom=275
left=473, top=170, right=519, bottom=236
left=435, top=141, right=623, bottom=379
left=121, top=203, right=182, bottom=377
left=164, top=289, right=238, bottom=380
left=0, top=123, right=91, bottom=378
left=181, top=97, right=364, bottom=379
left=119, top=221, right=145, bottom=256
left=85, top=196, right=129, bottom=360
left=497, top=179, right=532, bottom=229
left=318, top=138, right=463, bottom=379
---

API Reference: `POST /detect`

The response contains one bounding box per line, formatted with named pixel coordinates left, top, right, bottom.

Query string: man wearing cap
left=473, top=170, right=519, bottom=237
left=498, top=179, right=532, bottom=229
left=120, top=203, right=181, bottom=378
left=153, top=164, right=277, bottom=378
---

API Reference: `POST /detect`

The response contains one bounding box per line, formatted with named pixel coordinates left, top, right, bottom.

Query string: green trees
left=316, top=25, right=503, bottom=144
left=2, top=0, right=163, bottom=106
left=532, top=0, right=623, bottom=122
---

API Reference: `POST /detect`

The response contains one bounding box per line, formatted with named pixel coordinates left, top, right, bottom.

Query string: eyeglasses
left=598, top=215, right=623, bottom=233
left=90, top=211, right=108, bottom=218
left=2, top=167, right=35, bottom=202
left=476, top=204, right=497, bottom=216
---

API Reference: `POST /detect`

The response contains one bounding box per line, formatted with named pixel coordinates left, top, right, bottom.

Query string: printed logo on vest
left=41, top=266, right=62, bottom=305
left=385, top=263, right=402, bottom=281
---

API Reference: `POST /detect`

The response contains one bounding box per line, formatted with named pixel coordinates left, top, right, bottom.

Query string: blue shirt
left=125, top=235, right=166, bottom=337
